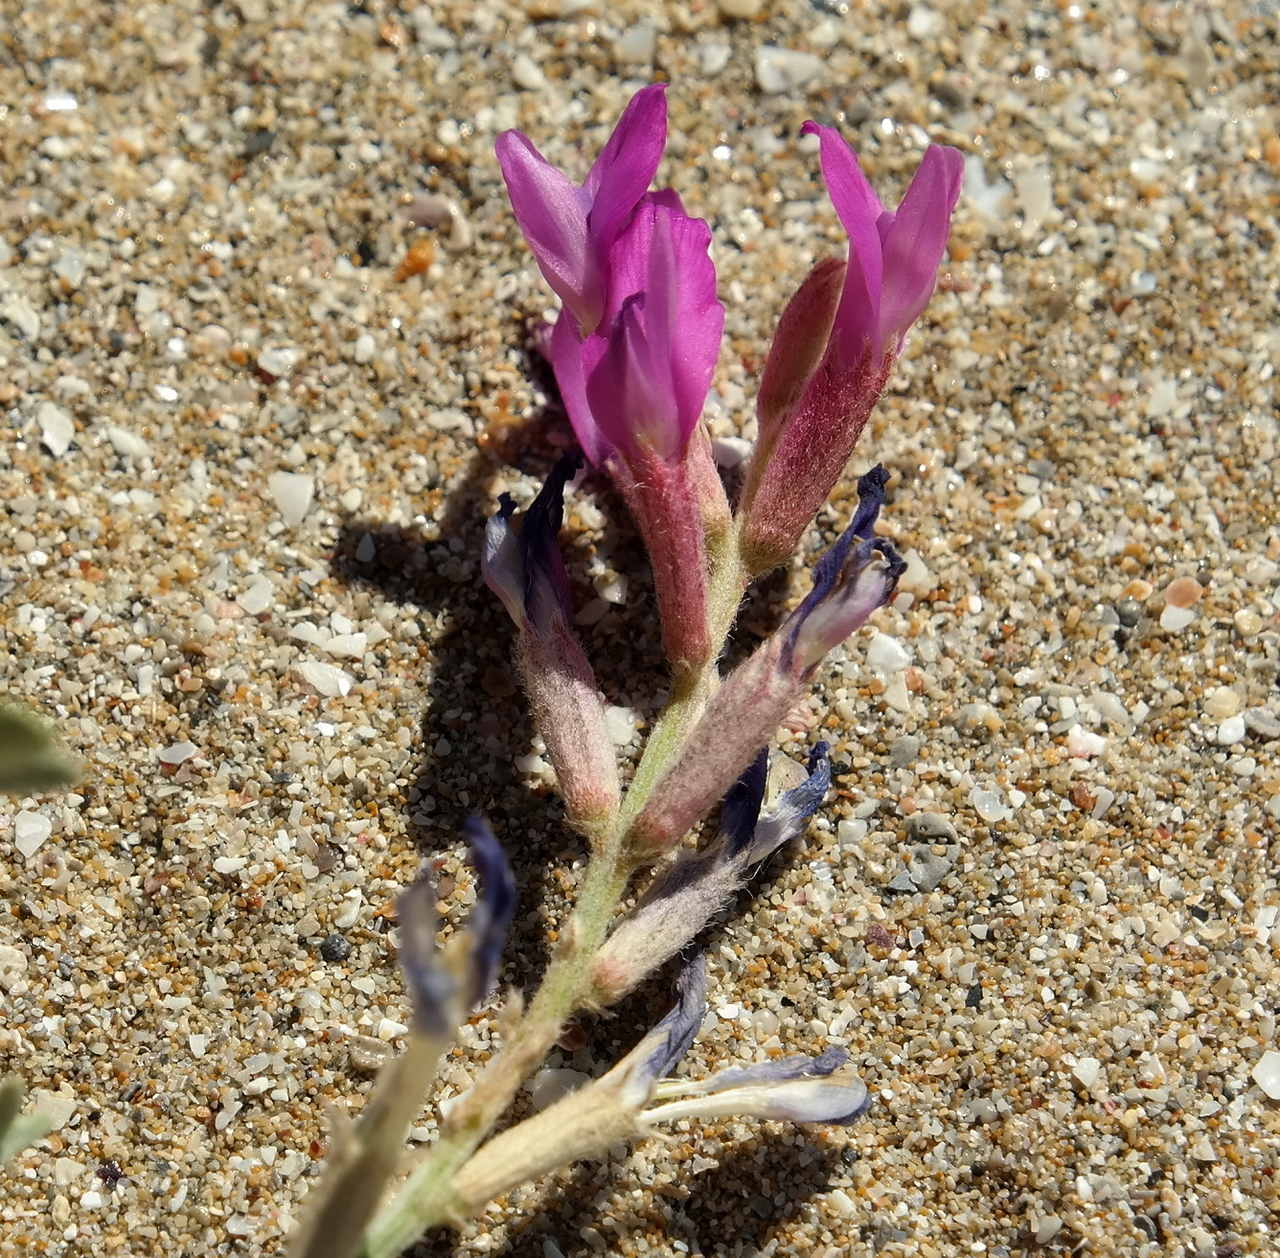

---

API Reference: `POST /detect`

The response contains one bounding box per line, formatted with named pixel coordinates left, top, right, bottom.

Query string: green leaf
left=0, top=700, right=79, bottom=795
left=0, top=1076, right=59, bottom=1163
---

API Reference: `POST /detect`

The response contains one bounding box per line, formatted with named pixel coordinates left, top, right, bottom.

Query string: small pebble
left=1244, top=708, right=1280, bottom=740
left=755, top=46, right=823, bottom=94
left=37, top=402, right=75, bottom=457
left=615, top=22, right=656, bottom=65
left=511, top=53, right=547, bottom=90
left=296, top=661, right=354, bottom=698
left=1252, top=1050, right=1280, bottom=1100
left=14, top=811, right=53, bottom=859
left=906, top=5, right=943, bottom=38
left=1115, top=598, right=1142, bottom=627
left=1203, top=686, right=1242, bottom=720
left=1164, top=576, right=1204, bottom=608
left=157, top=740, right=198, bottom=765
left=268, top=471, right=315, bottom=526
left=867, top=632, right=911, bottom=675
left=1216, top=715, right=1246, bottom=746
left=906, top=812, right=957, bottom=841
left=889, top=735, right=921, bottom=768
left=319, top=934, right=352, bottom=963
left=105, top=425, right=151, bottom=460
left=1159, top=605, right=1196, bottom=632
left=717, top=0, right=762, bottom=16
left=257, top=346, right=299, bottom=377
left=1066, top=726, right=1106, bottom=758
left=969, top=786, right=1012, bottom=823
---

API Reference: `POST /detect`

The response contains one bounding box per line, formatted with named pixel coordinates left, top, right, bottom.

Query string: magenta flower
left=741, top=129, right=963, bottom=572
left=586, top=198, right=724, bottom=463
left=803, top=123, right=964, bottom=362
left=495, top=84, right=668, bottom=338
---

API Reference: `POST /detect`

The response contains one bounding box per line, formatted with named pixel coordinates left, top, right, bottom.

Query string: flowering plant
left=292, top=86, right=961, bottom=1258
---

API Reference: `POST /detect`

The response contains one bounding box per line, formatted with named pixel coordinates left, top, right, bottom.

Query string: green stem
left=361, top=844, right=629, bottom=1258
left=361, top=517, right=753, bottom=1257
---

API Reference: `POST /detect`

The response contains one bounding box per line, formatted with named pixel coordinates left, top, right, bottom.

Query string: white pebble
left=700, top=43, right=732, bottom=76
left=867, top=632, right=910, bottom=675
left=906, top=5, right=942, bottom=38
left=1066, top=725, right=1106, bottom=758
left=529, top=1068, right=589, bottom=1111
left=1071, top=1056, right=1101, bottom=1089
left=14, top=811, right=53, bottom=859
left=105, top=425, right=150, bottom=460
left=755, top=46, right=823, bottom=94
left=1202, top=686, right=1241, bottom=720
left=257, top=346, right=299, bottom=376
left=1216, top=715, right=1246, bottom=746
left=511, top=53, right=547, bottom=90
left=53, top=250, right=85, bottom=287
left=236, top=576, right=274, bottom=615
left=1159, top=604, right=1196, bottom=632
left=969, top=786, right=1012, bottom=823
left=213, top=856, right=247, bottom=875
left=1034, top=1216, right=1064, bottom=1244
left=37, top=402, right=75, bottom=457
left=712, top=435, right=751, bottom=468
left=352, top=333, right=375, bottom=364
left=157, top=740, right=198, bottom=765
left=296, top=661, right=354, bottom=698
left=615, top=22, right=656, bottom=64
left=1252, top=1050, right=1280, bottom=1100
left=268, top=471, right=314, bottom=526
left=605, top=705, right=639, bottom=746
left=323, top=633, right=368, bottom=660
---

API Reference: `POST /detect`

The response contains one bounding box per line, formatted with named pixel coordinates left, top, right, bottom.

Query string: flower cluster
left=295, top=86, right=961, bottom=1258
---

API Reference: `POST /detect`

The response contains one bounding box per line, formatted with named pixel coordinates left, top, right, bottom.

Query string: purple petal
left=745, top=741, right=832, bottom=863
left=701, top=1046, right=849, bottom=1093
left=481, top=495, right=526, bottom=628
left=637, top=951, right=708, bottom=1087
left=721, top=750, right=769, bottom=857
left=495, top=131, right=597, bottom=327
left=547, top=312, right=613, bottom=465
left=876, top=144, right=965, bottom=350
left=519, top=453, right=580, bottom=630
left=803, top=122, right=885, bottom=363
left=783, top=466, right=906, bottom=674
left=397, top=872, right=457, bottom=1033
left=481, top=456, right=580, bottom=631
left=583, top=84, right=668, bottom=256
left=462, top=817, right=517, bottom=1005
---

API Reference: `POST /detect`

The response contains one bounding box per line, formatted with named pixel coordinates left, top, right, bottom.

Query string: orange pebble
left=1164, top=576, right=1204, bottom=608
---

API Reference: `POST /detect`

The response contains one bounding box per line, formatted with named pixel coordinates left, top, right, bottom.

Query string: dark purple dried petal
left=397, top=873, right=457, bottom=1034
left=462, top=817, right=517, bottom=1005
left=637, top=951, right=707, bottom=1086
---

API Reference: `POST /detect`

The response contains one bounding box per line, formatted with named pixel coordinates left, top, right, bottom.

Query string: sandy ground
left=2, top=1, right=1279, bottom=1255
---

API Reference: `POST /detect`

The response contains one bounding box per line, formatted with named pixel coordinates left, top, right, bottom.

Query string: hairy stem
left=360, top=511, right=753, bottom=1256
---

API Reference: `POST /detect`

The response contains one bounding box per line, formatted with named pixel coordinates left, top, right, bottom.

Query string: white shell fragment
left=14, top=811, right=53, bottom=859
left=268, top=471, right=315, bottom=526
left=1253, top=1051, right=1280, bottom=1101
left=38, top=402, right=75, bottom=456
left=296, top=661, right=354, bottom=698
